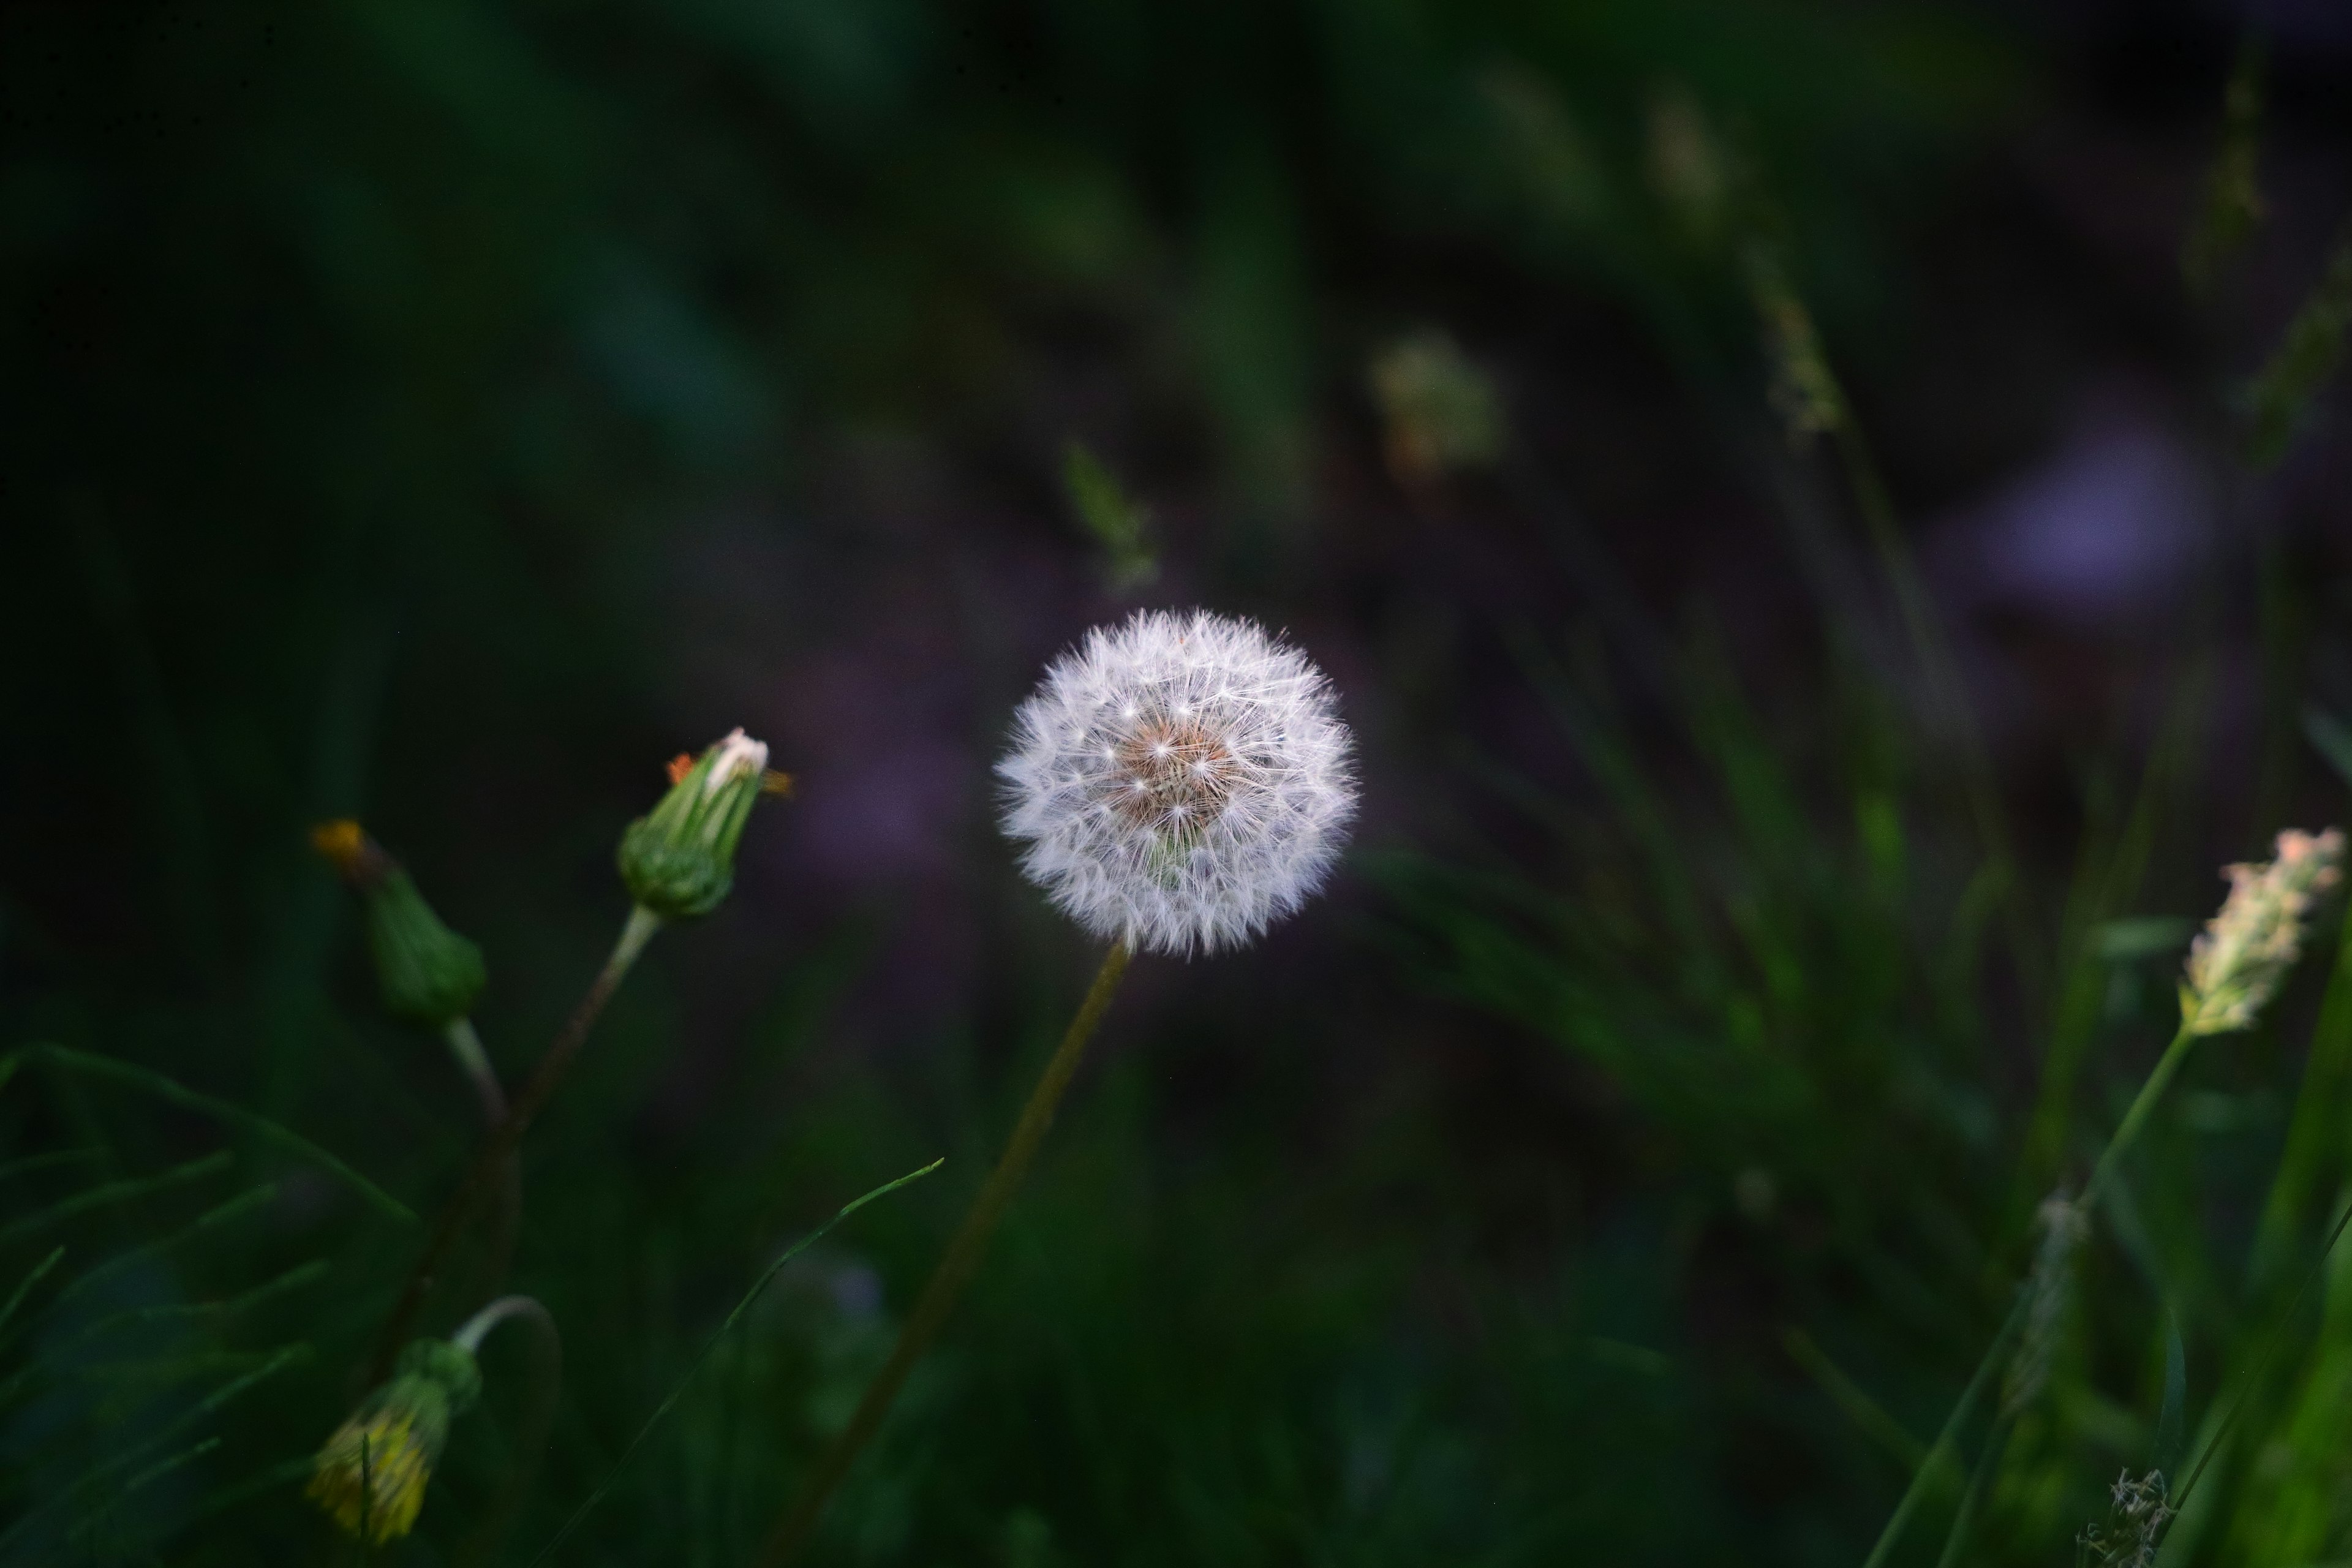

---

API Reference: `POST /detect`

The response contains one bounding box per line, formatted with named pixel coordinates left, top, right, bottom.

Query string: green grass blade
left=12, top=1045, right=415, bottom=1226
left=527, top=1157, right=944, bottom=1566
left=50, top=1257, right=330, bottom=1358
left=0, top=1341, right=310, bottom=1547
left=47, top=1182, right=279, bottom=1315
left=2305, top=704, right=2352, bottom=791
left=2157, top=1308, right=2187, bottom=1477
left=0, top=1150, right=232, bottom=1251
left=0, top=1149, right=105, bottom=1183
left=185, top=1453, right=314, bottom=1525
left=0, top=1246, right=64, bottom=1335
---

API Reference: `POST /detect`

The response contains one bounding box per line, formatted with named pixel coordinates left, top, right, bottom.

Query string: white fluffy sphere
left=998, top=609, right=1357, bottom=956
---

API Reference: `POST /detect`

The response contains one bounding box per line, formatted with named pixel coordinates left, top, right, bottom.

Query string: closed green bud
left=617, top=728, right=790, bottom=919
left=313, top=821, right=488, bottom=1028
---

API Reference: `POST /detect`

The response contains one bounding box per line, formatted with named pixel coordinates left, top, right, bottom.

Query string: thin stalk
left=455, top=1296, right=563, bottom=1567
left=1857, top=1287, right=2029, bottom=1568
left=758, top=942, right=1134, bottom=1567
left=529, top=1159, right=943, bottom=1566
left=1860, top=1023, right=2198, bottom=1568
left=442, top=1019, right=507, bottom=1125
left=366, top=906, right=662, bottom=1384
left=1829, top=420, right=2037, bottom=1011
left=1931, top=1417, right=2011, bottom=1568
left=2176, top=1188, right=2352, bottom=1510
left=443, top=1018, right=524, bottom=1308
left=2084, top=1025, right=2198, bottom=1207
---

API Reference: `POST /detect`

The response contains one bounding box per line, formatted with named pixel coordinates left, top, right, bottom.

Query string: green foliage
left=1063, top=443, right=1158, bottom=595
left=13, top=2, right=2352, bottom=1565
left=2245, top=222, right=2352, bottom=470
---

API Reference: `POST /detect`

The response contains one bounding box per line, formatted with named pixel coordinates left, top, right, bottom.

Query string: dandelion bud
left=312, top=821, right=488, bottom=1029
left=2180, top=827, right=2345, bottom=1036
left=998, top=609, right=1356, bottom=956
left=306, top=1338, right=482, bottom=1544
left=617, top=728, right=778, bottom=919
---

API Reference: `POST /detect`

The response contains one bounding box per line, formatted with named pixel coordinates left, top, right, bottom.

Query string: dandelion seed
left=2180, top=827, right=2345, bottom=1035
left=999, top=609, right=1356, bottom=956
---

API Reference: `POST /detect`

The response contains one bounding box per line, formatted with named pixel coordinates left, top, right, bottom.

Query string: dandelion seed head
left=998, top=609, right=1357, bottom=956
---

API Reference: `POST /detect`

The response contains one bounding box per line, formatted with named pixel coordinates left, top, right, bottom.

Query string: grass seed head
left=2180, top=827, right=2345, bottom=1036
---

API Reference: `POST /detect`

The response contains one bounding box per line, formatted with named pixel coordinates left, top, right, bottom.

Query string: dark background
left=8, top=1, right=2352, bottom=1562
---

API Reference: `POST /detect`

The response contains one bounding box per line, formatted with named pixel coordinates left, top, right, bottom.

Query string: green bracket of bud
left=365, top=867, right=489, bottom=1028
left=617, top=729, right=780, bottom=920
left=314, top=822, right=488, bottom=1030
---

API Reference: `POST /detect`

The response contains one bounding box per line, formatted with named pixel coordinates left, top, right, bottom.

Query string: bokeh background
left=10, top=0, right=2352, bottom=1562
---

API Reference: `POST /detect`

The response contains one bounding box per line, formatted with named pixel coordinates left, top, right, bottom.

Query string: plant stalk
left=1858, top=1022, right=2198, bottom=1568
left=758, top=941, right=1134, bottom=1567
left=365, top=905, right=662, bottom=1384
left=443, top=1017, right=507, bottom=1125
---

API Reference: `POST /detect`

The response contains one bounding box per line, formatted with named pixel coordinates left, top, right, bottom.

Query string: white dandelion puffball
left=998, top=609, right=1357, bottom=956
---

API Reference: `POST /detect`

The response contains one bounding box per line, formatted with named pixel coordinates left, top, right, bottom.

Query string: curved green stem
left=758, top=942, right=1133, bottom=1567
left=442, top=1018, right=507, bottom=1125
left=454, top=1295, right=563, bottom=1568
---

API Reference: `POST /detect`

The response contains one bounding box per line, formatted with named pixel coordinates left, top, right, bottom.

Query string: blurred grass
left=12, top=1, right=2352, bottom=1565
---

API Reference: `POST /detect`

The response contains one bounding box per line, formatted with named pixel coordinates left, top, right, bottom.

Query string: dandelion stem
left=443, top=1017, right=525, bottom=1308
left=455, top=1295, right=562, bottom=1565
left=365, top=906, right=663, bottom=1384
left=758, top=941, right=1134, bottom=1567
left=442, top=1019, right=507, bottom=1125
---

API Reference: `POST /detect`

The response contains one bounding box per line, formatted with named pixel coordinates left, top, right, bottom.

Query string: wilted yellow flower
left=2181, top=827, right=2345, bottom=1036
left=306, top=1339, right=480, bottom=1544
left=307, top=1408, right=435, bottom=1543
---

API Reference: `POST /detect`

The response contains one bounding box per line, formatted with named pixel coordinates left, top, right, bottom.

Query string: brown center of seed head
left=1109, top=712, right=1240, bottom=838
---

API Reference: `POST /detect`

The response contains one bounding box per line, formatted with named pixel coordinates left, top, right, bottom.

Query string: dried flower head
left=999, top=609, right=1356, bottom=956
left=2180, top=827, right=2345, bottom=1036
left=307, top=1339, right=481, bottom=1544
left=2002, top=1191, right=2089, bottom=1419
left=2078, top=1470, right=2175, bottom=1568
